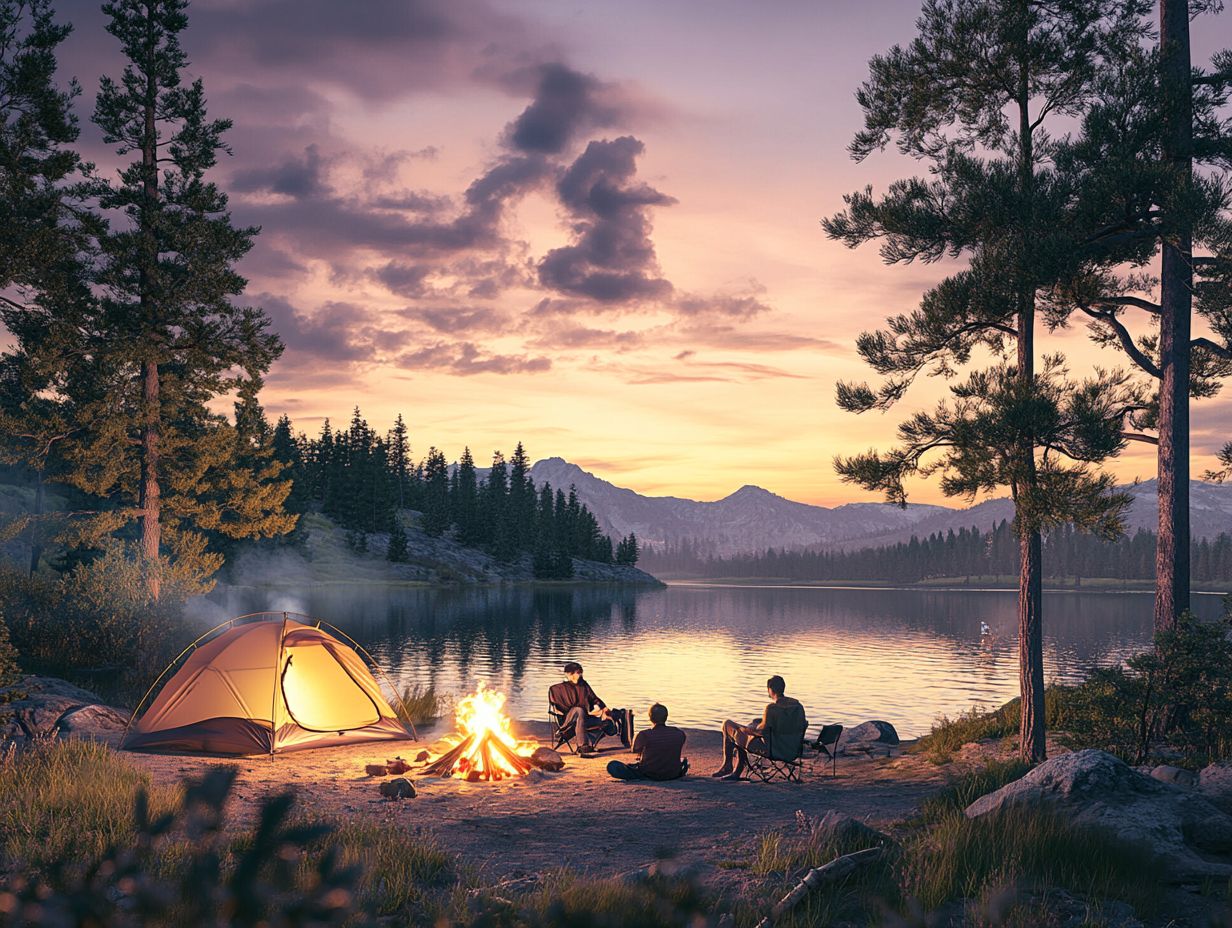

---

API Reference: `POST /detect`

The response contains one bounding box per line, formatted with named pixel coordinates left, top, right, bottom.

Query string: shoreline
left=661, top=577, right=1232, bottom=595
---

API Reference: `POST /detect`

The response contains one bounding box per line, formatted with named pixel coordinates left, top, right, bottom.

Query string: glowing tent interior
left=121, top=613, right=415, bottom=755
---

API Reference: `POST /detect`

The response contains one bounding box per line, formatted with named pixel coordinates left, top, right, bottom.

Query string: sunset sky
left=54, top=0, right=1232, bottom=506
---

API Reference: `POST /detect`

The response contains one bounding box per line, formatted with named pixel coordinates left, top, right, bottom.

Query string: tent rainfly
left=122, top=614, right=415, bottom=755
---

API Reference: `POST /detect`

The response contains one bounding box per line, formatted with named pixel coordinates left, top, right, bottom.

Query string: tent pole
left=269, top=613, right=288, bottom=754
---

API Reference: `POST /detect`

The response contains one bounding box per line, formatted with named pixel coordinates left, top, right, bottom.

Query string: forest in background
left=644, top=522, right=1232, bottom=584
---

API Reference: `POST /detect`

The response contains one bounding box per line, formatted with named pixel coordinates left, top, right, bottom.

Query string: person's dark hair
left=767, top=675, right=786, bottom=696
left=563, top=661, right=583, bottom=675
left=648, top=703, right=668, bottom=725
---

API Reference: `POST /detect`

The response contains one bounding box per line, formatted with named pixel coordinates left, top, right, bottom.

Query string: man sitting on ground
left=607, top=703, right=688, bottom=781
left=712, top=675, right=805, bottom=781
left=549, top=661, right=624, bottom=756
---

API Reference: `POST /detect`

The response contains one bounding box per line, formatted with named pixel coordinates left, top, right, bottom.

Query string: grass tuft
left=0, top=739, right=181, bottom=870
left=395, top=682, right=452, bottom=728
left=900, top=804, right=1160, bottom=916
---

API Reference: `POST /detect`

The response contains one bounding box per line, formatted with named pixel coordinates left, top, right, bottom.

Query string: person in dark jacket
left=607, top=703, right=688, bottom=781
left=549, top=661, right=619, bottom=756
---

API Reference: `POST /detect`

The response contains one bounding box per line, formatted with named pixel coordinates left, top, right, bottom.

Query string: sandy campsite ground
left=116, top=720, right=951, bottom=889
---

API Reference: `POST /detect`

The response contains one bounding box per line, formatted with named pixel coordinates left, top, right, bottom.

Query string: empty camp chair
left=548, top=682, right=614, bottom=755
left=812, top=723, right=843, bottom=778
left=746, top=700, right=808, bottom=783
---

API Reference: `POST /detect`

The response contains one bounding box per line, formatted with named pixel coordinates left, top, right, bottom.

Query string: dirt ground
left=115, top=720, right=952, bottom=888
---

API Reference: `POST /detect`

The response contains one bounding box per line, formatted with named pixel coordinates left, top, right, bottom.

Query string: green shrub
left=0, top=543, right=203, bottom=701
left=1061, top=613, right=1232, bottom=765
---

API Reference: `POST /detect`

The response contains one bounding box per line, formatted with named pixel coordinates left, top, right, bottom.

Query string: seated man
left=549, top=661, right=623, bottom=756
left=607, top=703, right=689, bottom=781
left=712, top=675, right=805, bottom=781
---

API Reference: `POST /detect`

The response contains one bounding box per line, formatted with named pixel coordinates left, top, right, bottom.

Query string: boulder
left=798, top=810, right=892, bottom=849
left=1199, top=763, right=1232, bottom=813
left=378, top=778, right=416, bottom=800
left=965, top=749, right=1232, bottom=880
left=0, top=677, right=128, bottom=742
left=839, top=721, right=900, bottom=756
left=1150, top=764, right=1198, bottom=789
left=529, top=747, right=565, bottom=772
left=53, top=704, right=130, bottom=737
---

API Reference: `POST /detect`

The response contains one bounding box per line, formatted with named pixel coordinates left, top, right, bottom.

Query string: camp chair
left=746, top=701, right=808, bottom=784
left=548, top=682, right=614, bottom=755
left=812, top=724, right=843, bottom=778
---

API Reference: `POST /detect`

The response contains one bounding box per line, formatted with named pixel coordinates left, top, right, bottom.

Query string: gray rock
left=1199, top=763, right=1232, bottom=813
left=54, top=704, right=130, bottom=736
left=529, top=747, right=565, bottom=771
left=966, top=749, right=1232, bottom=880
left=839, top=720, right=900, bottom=755
left=1150, top=764, right=1198, bottom=789
left=378, top=777, right=416, bottom=799
left=797, top=810, right=891, bottom=849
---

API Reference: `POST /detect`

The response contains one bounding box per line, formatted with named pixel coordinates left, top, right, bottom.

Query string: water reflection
left=205, top=582, right=1224, bottom=737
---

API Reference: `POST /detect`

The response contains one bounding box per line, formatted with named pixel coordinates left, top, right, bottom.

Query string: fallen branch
left=755, top=847, right=883, bottom=928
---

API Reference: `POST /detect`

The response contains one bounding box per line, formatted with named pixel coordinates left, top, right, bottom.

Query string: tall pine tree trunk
left=28, top=472, right=44, bottom=576
left=138, top=16, right=161, bottom=601
left=140, top=357, right=161, bottom=600
left=1015, top=3, right=1046, bottom=763
left=1155, top=0, right=1193, bottom=632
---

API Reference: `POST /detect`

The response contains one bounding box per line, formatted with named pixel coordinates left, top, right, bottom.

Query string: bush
left=0, top=543, right=201, bottom=701
left=913, top=690, right=1073, bottom=763
left=1062, top=612, right=1232, bottom=765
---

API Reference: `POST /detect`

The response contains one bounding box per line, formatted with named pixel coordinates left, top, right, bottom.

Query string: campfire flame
left=423, top=682, right=539, bottom=781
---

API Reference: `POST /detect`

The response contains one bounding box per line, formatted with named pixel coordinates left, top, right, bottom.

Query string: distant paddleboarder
left=980, top=621, right=992, bottom=637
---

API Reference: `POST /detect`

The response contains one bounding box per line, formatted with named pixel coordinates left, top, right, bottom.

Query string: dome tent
left=122, top=613, right=416, bottom=755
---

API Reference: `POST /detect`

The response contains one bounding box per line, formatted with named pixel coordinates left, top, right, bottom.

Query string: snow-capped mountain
left=527, top=458, right=949, bottom=556
left=526, top=458, right=1232, bottom=556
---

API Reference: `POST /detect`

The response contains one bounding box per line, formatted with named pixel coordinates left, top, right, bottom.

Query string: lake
left=201, top=582, right=1227, bottom=738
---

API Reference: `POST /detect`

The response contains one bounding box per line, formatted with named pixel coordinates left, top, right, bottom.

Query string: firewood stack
left=421, top=730, right=535, bottom=781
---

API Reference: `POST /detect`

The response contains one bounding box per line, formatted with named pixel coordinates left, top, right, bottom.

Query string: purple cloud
left=397, top=342, right=551, bottom=375
left=539, top=136, right=676, bottom=303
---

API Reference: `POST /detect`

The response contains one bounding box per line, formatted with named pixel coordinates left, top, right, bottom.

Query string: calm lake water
left=201, top=582, right=1226, bottom=738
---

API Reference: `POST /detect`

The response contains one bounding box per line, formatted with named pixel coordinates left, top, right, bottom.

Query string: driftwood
left=755, top=847, right=883, bottom=928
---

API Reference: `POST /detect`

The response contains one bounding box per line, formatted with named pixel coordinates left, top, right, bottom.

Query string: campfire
left=422, top=682, right=539, bottom=781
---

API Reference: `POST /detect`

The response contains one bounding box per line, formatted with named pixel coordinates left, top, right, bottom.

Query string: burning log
left=419, top=683, right=541, bottom=781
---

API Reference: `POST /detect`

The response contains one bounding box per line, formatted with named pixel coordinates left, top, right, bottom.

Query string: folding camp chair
left=746, top=702, right=808, bottom=784
left=812, top=723, right=843, bottom=778
left=548, top=683, right=614, bottom=755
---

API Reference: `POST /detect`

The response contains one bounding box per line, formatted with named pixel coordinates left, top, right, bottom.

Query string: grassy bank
left=0, top=741, right=1207, bottom=927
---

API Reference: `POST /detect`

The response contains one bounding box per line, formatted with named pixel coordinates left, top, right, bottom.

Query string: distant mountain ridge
left=526, top=458, right=1232, bottom=557
left=528, top=458, right=950, bottom=557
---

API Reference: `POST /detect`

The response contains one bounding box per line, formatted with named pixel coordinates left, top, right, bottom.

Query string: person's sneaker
left=578, top=745, right=598, bottom=757
left=710, top=766, right=733, bottom=778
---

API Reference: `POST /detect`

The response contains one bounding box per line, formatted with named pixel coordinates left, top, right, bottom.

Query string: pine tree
left=386, top=517, right=409, bottom=563
left=387, top=413, right=411, bottom=510
left=454, top=447, right=479, bottom=544
left=3, top=0, right=286, bottom=597
left=421, top=447, right=450, bottom=537
left=1044, top=10, right=1232, bottom=629
left=825, top=0, right=1149, bottom=762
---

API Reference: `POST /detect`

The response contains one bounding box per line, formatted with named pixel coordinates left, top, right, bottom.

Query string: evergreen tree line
left=644, top=523, right=1232, bottom=584
left=267, top=408, right=638, bottom=576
